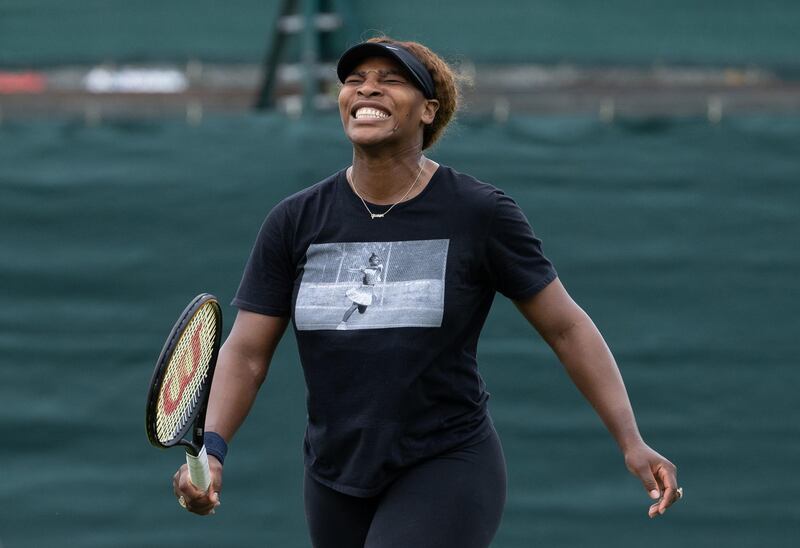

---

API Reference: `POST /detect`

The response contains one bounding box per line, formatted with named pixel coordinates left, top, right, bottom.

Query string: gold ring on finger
left=178, top=495, right=187, bottom=509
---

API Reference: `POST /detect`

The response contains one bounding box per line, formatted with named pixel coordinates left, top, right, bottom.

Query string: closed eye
left=344, top=70, right=408, bottom=86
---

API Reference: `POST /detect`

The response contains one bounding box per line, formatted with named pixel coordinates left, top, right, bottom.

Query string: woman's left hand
left=623, top=442, right=681, bottom=518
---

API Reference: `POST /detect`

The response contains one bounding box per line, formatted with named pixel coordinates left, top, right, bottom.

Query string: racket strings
left=155, top=303, right=218, bottom=443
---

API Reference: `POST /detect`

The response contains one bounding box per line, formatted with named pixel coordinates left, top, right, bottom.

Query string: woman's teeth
left=355, top=108, right=390, bottom=119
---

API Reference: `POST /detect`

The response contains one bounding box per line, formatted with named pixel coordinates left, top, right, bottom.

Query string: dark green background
left=2, top=0, right=799, bottom=66
left=1, top=113, right=798, bottom=546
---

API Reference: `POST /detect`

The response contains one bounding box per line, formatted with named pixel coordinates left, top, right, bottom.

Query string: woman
left=339, top=252, right=383, bottom=329
left=173, top=37, right=682, bottom=547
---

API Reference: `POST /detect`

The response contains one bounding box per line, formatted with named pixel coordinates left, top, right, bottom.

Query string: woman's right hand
left=172, top=457, right=223, bottom=515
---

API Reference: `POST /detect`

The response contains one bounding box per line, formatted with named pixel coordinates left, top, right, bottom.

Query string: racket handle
left=186, top=445, right=211, bottom=492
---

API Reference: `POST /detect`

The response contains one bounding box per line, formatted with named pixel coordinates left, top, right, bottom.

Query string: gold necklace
left=349, top=159, right=425, bottom=220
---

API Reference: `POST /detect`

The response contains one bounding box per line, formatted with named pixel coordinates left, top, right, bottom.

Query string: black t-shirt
left=233, top=164, right=557, bottom=496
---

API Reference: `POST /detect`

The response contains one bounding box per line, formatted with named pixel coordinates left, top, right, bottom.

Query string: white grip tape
left=186, top=445, right=211, bottom=492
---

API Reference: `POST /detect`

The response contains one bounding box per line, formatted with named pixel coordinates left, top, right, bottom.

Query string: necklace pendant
left=370, top=213, right=385, bottom=219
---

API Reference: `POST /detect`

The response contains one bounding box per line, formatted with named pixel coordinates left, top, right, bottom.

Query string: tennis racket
left=145, top=293, right=222, bottom=491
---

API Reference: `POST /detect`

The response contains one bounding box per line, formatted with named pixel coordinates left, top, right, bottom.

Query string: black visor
left=336, top=42, right=436, bottom=100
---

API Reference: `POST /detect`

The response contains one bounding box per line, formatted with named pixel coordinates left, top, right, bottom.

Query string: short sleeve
left=231, top=201, right=295, bottom=316
left=483, top=191, right=557, bottom=300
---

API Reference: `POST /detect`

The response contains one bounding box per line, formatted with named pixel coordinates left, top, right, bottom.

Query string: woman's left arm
left=514, top=277, right=681, bottom=518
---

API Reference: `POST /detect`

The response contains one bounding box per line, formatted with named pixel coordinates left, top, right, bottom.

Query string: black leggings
left=303, top=428, right=507, bottom=548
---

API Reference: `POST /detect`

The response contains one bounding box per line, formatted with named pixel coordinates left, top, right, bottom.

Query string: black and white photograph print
left=295, top=239, right=449, bottom=331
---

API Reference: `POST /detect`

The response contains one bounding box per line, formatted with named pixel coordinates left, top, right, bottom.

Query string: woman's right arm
left=172, top=309, right=289, bottom=515
left=204, top=310, right=289, bottom=440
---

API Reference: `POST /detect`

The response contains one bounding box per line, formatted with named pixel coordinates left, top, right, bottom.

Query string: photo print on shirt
left=295, top=239, right=449, bottom=331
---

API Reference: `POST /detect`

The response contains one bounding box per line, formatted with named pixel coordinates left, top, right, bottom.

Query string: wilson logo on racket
left=161, top=322, right=205, bottom=416
left=146, top=294, right=223, bottom=493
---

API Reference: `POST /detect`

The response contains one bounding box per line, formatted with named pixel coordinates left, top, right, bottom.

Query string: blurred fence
left=2, top=1, right=799, bottom=67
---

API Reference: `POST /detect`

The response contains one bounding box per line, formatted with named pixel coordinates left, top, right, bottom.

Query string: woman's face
left=338, top=56, right=438, bottom=150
